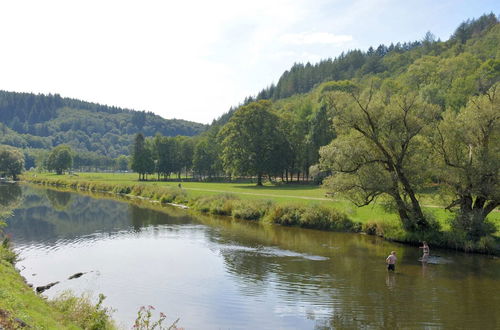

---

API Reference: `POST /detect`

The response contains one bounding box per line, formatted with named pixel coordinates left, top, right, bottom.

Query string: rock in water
left=68, top=272, right=85, bottom=280
left=35, top=281, right=59, bottom=294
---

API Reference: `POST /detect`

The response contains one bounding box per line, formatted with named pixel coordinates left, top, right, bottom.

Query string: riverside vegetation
left=23, top=172, right=500, bottom=254
left=0, top=192, right=116, bottom=329
left=1, top=184, right=179, bottom=329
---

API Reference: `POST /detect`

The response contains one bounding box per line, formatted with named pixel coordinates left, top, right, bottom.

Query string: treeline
left=248, top=13, right=499, bottom=103
left=0, top=91, right=207, bottom=157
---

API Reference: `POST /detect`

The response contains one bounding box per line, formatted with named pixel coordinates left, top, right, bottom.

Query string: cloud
left=280, top=32, right=353, bottom=45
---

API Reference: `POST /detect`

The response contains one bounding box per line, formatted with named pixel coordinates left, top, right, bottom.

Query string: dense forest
left=0, top=91, right=207, bottom=164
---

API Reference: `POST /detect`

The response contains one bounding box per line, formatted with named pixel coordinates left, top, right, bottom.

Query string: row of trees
left=129, top=98, right=332, bottom=184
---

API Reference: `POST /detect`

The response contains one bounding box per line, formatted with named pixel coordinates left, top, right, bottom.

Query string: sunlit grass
left=24, top=172, right=499, bottom=229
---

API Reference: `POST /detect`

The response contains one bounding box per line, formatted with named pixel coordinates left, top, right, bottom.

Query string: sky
left=0, top=0, right=498, bottom=124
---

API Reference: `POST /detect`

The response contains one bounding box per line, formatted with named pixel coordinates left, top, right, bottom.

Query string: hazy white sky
left=0, top=0, right=498, bottom=124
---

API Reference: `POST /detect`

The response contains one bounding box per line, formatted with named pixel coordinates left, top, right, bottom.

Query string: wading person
left=386, top=251, right=397, bottom=272
left=419, top=241, right=430, bottom=262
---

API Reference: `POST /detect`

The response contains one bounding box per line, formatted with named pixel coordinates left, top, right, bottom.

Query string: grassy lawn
left=24, top=172, right=499, bottom=232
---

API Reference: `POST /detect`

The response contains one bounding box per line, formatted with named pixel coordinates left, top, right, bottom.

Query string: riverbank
left=0, top=229, right=116, bottom=329
left=22, top=172, right=500, bottom=254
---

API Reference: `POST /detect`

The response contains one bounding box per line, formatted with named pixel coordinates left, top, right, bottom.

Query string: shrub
left=51, top=292, right=116, bottom=330
left=231, top=200, right=273, bottom=220
left=266, top=204, right=304, bottom=226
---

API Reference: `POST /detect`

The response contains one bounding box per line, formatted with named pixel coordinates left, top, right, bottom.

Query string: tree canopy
left=0, top=145, right=24, bottom=180
left=46, top=145, right=73, bottom=175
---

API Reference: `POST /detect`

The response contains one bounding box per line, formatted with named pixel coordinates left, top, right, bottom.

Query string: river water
left=2, top=184, right=500, bottom=329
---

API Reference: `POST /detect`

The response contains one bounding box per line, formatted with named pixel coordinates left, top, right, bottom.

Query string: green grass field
left=23, top=172, right=499, bottom=231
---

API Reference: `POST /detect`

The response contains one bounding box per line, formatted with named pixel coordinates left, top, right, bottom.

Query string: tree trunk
left=257, top=173, right=263, bottom=186
left=396, top=167, right=428, bottom=230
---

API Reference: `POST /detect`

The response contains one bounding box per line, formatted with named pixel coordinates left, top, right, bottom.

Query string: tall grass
left=50, top=292, right=116, bottom=329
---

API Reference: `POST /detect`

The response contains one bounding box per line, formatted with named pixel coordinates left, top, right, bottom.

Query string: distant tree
left=433, top=84, right=500, bottom=240
left=130, top=133, right=154, bottom=180
left=0, top=145, right=25, bottom=180
left=46, top=145, right=73, bottom=175
left=220, top=100, right=288, bottom=185
left=193, top=128, right=223, bottom=179
left=115, top=155, right=129, bottom=171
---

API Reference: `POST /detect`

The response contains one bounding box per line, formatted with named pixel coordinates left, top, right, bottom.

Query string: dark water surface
left=2, top=184, right=500, bottom=329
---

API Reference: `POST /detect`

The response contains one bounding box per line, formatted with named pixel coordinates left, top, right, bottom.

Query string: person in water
left=420, top=241, right=430, bottom=262
left=386, top=251, right=397, bottom=271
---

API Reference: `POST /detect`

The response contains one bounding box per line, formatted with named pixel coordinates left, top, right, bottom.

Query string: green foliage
left=191, top=194, right=239, bottom=215
left=131, top=133, right=154, bottom=180
left=114, top=155, right=129, bottom=171
left=320, top=80, right=439, bottom=232
left=231, top=200, right=274, bottom=220
left=433, top=85, right=500, bottom=240
left=50, top=292, right=116, bottom=330
left=220, top=100, right=291, bottom=185
left=266, top=203, right=361, bottom=231
left=46, top=145, right=73, bottom=175
left=0, top=91, right=206, bottom=158
left=0, top=145, right=24, bottom=180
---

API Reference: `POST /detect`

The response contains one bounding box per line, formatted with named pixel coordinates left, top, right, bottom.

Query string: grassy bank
left=0, top=224, right=116, bottom=329
left=22, top=172, right=500, bottom=254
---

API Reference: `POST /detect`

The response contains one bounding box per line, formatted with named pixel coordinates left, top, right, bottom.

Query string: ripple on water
left=219, top=244, right=329, bottom=261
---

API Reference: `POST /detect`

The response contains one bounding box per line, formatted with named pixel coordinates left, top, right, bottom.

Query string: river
left=2, top=184, right=500, bottom=329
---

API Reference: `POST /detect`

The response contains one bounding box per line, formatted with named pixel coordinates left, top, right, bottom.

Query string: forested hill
left=215, top=13, right=499, bottom=125
left=0, top=91, right=207, bottom=157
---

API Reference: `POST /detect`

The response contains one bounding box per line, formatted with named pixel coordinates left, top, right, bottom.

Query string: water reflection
left=3, top=185, right=500, bottom=329
left=0, top=183, right=23, bottom=212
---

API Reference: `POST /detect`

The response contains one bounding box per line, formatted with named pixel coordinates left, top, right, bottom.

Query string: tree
left=319, top=80, right=439, bottom=232
left=130, top=133, right=154, bottom=180
left=219, top=100, right=288, bottom=185
left=0, top=145, right=25, bottom=180
left=193, top=128, right=223, bottom=179
left=46, top=145, right=73, bottom=175
left=433, top=84, right=499, bottom=240
left=115, top=155, right=129, bottom=171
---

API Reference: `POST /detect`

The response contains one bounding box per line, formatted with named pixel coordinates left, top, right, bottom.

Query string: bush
left=51, top=292, right=116, bottom=330
left=231, top=200, right=273, bottom=220
left=0, top=235, right=17, bottom=264
left=190, top=194, right=239, bottom=216
left=266, top=204, right=359, bottom=232
left=266, top=204, right=304, bottom=226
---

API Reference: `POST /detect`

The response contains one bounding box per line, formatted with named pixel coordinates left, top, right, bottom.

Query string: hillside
left=0, top=91, right=207, bottom=158
left=214, top=13, right=499, bottom=126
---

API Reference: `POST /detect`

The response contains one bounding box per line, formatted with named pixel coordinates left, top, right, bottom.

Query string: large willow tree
left=319, top=80, right=440, bottom=232
left=434, top=84, right=499, bottom=239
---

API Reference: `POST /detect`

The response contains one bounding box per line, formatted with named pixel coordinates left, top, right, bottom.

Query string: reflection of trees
left=45, top=189, right=72, bottom=211
left=6, top=185, right=199, bottom=244
left=0, top=183, right=23, bottom=221
left=130, top=204, right=195, bottom=231
left=6, top=186, right=132, bottom=243
left=196, top=214, right=500, bottom=329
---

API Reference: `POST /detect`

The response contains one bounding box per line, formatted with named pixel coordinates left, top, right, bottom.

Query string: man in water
left=386, top=251, right=397, bottom=271
left=420, top=241, right=430, bottom=262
